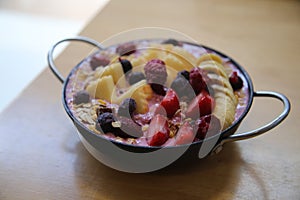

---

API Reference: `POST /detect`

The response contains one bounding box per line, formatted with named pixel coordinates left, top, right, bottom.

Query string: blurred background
left=0, top=0, right=110, bottom=112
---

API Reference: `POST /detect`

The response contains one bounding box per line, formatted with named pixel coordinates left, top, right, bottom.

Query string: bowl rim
left=61, top=38, right=254, bottom=150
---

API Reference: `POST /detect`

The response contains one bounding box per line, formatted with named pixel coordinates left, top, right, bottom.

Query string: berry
left=90, top=53, right=110, bottom=70
left=229, top=71, right=243, bottom=90
left=128, top=71, right=145, bottom=85
left=195, top=114, right=221, bottom=140
left=170, top=76, right=192, bottom=99
left=175, top=122, right=196, bottom=145
left=146, top=114, right=170, bottom=146
left=186, top=90, right=214, bottom=119
left=96, top=106, right=113, bottom=116
left=116, top=42, right=136, bottom=56
left=119, top=58, right=133, bottom=74
left=189, top=67, right=208, bottom=95
left=115, top=117, right=143, bottom=138
left=178, top=70, right=190, bottom=80
left=96, top=112, right=116, bottom=133
left=150, top=83, right=166, bottom=96
left=160, top=89, right=180, bottom=118
left=118, top=98, right=137, bottom=118
left=162, top=39, right=182, bottom=46
left=144, top=59, right=167, bottom=85
left=73, top=90, right=90, bottom=104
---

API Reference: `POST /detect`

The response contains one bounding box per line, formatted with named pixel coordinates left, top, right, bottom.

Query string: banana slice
left=86, top=75, right=115, bottom=101
left=100, top=62, right=124, bottom=84
left=198, top=60, right=237, bottom=130
left=197, top=53, right=223, bottom=65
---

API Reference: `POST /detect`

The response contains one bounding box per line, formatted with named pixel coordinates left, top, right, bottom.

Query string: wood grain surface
left=1, top=0, right=299, bottom=199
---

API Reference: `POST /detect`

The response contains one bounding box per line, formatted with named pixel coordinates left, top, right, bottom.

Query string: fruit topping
left=146, top=114, right=170, bottom=146
left=115, top=117, right=143, bottom=138
left=118, top=98, right=137, bottom=118
left=144, top=59, right=168, bottom=95
left=90, top=53, right=111, bottom=70
left=73, top=90, right=90, bottom=104
left=96, top=105, right=113, bottom=116
left=111, top=80, right=150, bottom=114
left=178, top=70, right=190, bottom=80
left=86, top=75, right=114, bottom=101
left=197, top=53, right=223, bottom=65
left=116, top=42, right=136, bottom=56
left=229, top=71, right=243, bottom=90
left=144, top=59, right=167, bottom=84
left=186, top=90, right=214, bottom=119
left=150, top=84, right=166, bottom=96
left=118, top=57, right=133, bottom=74
left=162, top=39, right=182, bottom=46
left=128, top=71, right=146, bottom=85
left=170, top=76, right=193, bottom=100
left=160, top=89, right=180, bottom=118
left=96, top=112, right=117, bottom=133
left=175, top=122, right=196, bottom=145
left=195, top=114, right=221, bottom=140
left=189, top=67, right=208, bottom=95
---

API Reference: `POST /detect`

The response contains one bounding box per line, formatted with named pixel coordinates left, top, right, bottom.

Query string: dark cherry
left=118, top=98, right=137, bottom=118
left=229, top=71, right=243, bottom=90
left=119, top=58, right=133, bottom=74
left=178, top=70, right=190, bottom=80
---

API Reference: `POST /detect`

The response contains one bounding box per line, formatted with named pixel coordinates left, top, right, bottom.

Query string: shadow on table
left=73, top=141, right=243, bottom=200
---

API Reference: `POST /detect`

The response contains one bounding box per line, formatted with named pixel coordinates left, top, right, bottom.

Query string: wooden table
left=1, top=0, right=299, bottom=199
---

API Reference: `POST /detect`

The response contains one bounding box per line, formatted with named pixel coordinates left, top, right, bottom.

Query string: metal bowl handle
left=47, top=36, right=104, bottom=83
left=212, top=90, right=290, bottom=154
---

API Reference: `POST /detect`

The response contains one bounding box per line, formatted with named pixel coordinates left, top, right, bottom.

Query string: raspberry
left=116, top=42, right=136, bottom=56
left=128, top=72, right=145, bottom=85
left=189, top=67, right=208, bottom=95
left=90, top=54, right=110, bottom=70
left=229, top=71, right=243, bottom=90
left=73, top=90, right=90, bottom=104
left=96, top=112, right=116, bottom=133
left=144, top=59, right=168, bottom=95
left=118, top=98, right=137, bottom=118
left=144, top=59, right=167, bottom=85
left=119, top=58, right=133, bottom=74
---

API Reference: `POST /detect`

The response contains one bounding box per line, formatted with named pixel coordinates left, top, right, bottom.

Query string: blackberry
left=73, top=90, right=90, bottom=104
left=96, top=112, right=116, bottom=133
left=119, top=58, right=133, bottom=74
left=118, top=98, right=137, bottom=118
left=128, top=72, right=145, bottom=85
